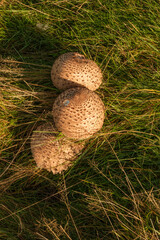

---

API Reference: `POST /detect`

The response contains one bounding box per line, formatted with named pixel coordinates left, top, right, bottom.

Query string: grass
left=0, top=0, right=160, bottom=239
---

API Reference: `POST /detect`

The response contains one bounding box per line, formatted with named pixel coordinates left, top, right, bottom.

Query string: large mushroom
left=31, top=122, right=84, bottom=174
left=52, top=87, right=105, bottom=140
left=51, top=52, right=103, bottom=91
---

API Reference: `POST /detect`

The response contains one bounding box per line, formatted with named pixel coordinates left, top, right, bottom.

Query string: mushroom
left=51, top=52, right=102, bottom=91
left=31, top=122, right=84, bottom=174
left=52, top=87, right=105, bottom=140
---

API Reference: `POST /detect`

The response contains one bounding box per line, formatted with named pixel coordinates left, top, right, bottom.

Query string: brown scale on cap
left=31, top=123, right=84, bottom=174
left=52, top=87, right=105, bottom=140
left=51, top=52, right=103, bottom=91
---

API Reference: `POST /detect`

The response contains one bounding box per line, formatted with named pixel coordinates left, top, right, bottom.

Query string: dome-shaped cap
left=52, top=87, right=105, bottom=140
left=51, top=52, right=102, bottom=91
left=31, top=123, right=84, bottom=174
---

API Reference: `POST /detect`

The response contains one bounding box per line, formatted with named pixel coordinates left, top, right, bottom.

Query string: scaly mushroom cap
left=31, top=123, right=84, bottom=174
left=51, top=52, right=102, bottom=91
left=52, top=87, right=105, bottom=140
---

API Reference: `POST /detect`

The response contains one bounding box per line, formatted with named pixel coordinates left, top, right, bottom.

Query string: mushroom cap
left=31, top=123, right=84, bottom=174
left=52, top=87, right=105, bottom=140
left=51, top=52, right=102, bottom=91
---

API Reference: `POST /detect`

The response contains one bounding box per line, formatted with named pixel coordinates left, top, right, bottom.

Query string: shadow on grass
left=0, top=13, right=72, bottom=196
left=0, top=13, right=76, bottom=239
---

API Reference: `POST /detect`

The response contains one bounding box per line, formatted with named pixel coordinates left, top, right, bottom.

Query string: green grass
left=0, top=0, right=160, bottom=239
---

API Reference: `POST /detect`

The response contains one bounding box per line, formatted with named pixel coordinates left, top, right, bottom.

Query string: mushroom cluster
left=31, top=52, right=105, bottom=174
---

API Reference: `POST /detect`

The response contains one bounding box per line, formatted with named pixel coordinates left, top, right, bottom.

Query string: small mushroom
left=51, top=52, right=102, bottom=91
left=31, top=123, right=84, bottom=174
left=52, top=87, right=105, bottom=140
